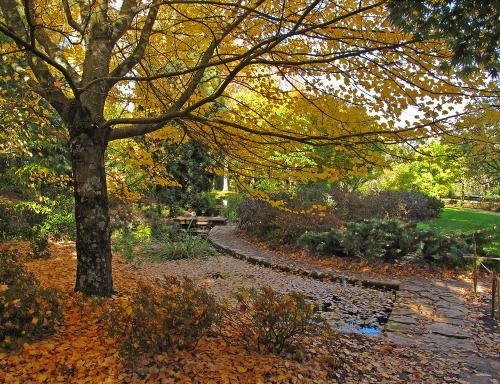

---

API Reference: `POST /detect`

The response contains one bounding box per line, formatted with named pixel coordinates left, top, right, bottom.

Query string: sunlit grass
left=419, top=208, right=499, bottom=255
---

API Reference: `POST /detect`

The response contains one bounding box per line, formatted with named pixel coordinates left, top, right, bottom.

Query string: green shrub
left=0, top=197, right=75, bottom=242
left=413, top=229, right=492, bottom=267
left=111, top=224, right=152, bottom=262
left=342, top=220, right=417, bottom=260
left=191, top=192, right=219, bottom=216
left=299, top=220, right=416, bottom=260
left=222, top=192, right=244, bottom=220
left=295, top=181, right=331, bottom=205
left=28, top=230, right=51, bottom=259
left=107, top=277, right=220, bottom=364
left=413, top=229, right=468, bottom=266
left=0, top=251, right=63, bottom=349
left=112, top=226, right=217, bottom=262
left=223, top=287, right=324, bottom=355
left=298, top=220, right=491, bottom=268
left=0, top=200, right=19, bottom=241
left=39, top=197, right=75, bottom=240
left=0, top=200, right=44, bottom=241
left=150, top=232, right=218, bottom=260
left=298, top=230, right=345, bottom=256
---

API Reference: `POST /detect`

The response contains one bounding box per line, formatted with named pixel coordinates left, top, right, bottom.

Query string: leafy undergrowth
left=0, top=241, right=467, bottom=383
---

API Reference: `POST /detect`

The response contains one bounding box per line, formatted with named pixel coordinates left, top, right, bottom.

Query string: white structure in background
left=223, top=162, right=229, bottom=206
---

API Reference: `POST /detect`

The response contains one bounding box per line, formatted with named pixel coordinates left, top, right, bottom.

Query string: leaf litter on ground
left=0, top=240, right=487, bottom=383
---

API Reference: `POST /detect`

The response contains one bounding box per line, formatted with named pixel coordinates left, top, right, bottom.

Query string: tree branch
left=110, top=0, right=140, bottom=42
left=62, top=0, right=83, bottom=32
left=108, top=110, right=189, bottom=140
left=107, top=2, right=159, bottom=86
left=0, top=24, right=79, bottom=99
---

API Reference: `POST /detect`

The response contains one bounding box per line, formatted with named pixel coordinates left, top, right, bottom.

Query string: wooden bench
left=173, top=216, right=227, bottom=235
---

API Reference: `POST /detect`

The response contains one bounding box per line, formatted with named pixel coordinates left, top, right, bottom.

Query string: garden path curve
left=209, top=225, right=499, bottom=384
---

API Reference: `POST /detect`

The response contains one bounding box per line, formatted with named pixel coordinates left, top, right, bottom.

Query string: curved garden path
left=209, top=225, right=500, bottom=384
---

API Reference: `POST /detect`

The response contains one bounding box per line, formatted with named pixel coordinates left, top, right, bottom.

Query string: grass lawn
left=419, top=208, right=500, bottom=255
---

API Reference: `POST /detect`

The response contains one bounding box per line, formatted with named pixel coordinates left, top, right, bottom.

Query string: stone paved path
left=140, top=254, right=394, bottom=335
left=209, top=225, right=500, bottom=383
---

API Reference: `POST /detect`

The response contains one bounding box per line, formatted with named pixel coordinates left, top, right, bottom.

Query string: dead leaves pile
left=0, top=241, right=468, bottom=383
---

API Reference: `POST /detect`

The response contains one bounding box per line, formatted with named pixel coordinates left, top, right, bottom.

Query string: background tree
left=376, top=141, right=466, bottom=197
left=0, top=0, right=496, bottom=295
left=388, top=0, right=499, bottom=77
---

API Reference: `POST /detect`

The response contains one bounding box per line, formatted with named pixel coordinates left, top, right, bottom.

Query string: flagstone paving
left=209, top=225, right=500, bottom=383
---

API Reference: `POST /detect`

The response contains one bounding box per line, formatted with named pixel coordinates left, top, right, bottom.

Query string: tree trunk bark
left=70, top=130, right=113, bottom=296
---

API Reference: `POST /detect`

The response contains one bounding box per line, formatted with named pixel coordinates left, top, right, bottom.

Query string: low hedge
left=298, top=219, right=493, bottom=267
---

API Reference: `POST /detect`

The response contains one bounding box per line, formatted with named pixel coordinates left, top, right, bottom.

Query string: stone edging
left=208, top=225, right=400, bottom=291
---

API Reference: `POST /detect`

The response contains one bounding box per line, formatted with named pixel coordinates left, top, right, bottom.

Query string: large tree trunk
left=70, top=128, right=113, bottom=296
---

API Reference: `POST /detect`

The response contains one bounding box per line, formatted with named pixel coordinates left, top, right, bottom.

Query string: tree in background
left=451, top=103, right=499, bottom=198
left=375, top=133, right=499, bottom=199
left=0, top=0, right=496, bottom=295
left=388, top=0, right=499, bottom=77
left=376, top=141, right=466, bottom=197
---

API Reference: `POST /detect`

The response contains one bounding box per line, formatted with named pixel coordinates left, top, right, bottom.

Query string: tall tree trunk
left=70, top=129, right=113, bottom=296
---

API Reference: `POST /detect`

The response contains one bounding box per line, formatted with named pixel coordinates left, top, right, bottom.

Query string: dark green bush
left=146, top=230, right=218, bottom=261
left=295, top=181, right=331, bottom=205
left=0, top=201, right=18, bottom=240
left=0, top=251, right=63, bottom=349
left=223, top=287, right=324, bottom=355
left=299, top=220, right=417, bottom=260
left=0, top=197, right=75, bottom=242
left=413, top=228, right=492, bottom=267
left=413, top=229, right=468, bottom=267
left=222, top=192, right=244, bottom=220
left=298, top=230, right=345, bottom=256
left=107, top=277, right=220, bottom=365
left=342, top=220, right=417, bottom=260
left=0, top=200, right=44, bottom=241
left=298, top=220, right=490, bottom=268
left=190, top=192, right=219, bottom=216
left=39, top=197, right=75, bottom=240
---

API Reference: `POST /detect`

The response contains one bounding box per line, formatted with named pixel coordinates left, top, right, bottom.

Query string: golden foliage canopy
left=0, top=0, right=497, bottom=183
